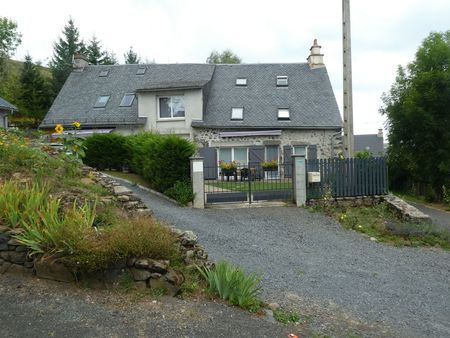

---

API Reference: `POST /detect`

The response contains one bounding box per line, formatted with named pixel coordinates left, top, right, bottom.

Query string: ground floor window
left=218, top=147, right=248, bottom=166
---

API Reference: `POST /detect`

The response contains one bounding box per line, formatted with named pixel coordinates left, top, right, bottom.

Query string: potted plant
left=219, top=160, right=238, bottom=180
left=261, top=159, right=278, bottom=171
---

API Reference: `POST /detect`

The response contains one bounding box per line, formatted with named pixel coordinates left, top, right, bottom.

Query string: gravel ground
left=124, top=182, right=450, bottom=338
left=0, top=273, right=298, bottom=338
left=409, top=201, right=450, bottom=232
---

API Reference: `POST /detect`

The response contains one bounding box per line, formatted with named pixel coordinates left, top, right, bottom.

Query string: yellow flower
left=72, top=121, right=81, bottom=128
left=55, top=124, right=64, bottom=134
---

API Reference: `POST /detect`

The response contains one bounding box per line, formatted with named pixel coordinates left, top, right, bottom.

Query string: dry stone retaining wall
left=1, top=167, right=209, bottom=296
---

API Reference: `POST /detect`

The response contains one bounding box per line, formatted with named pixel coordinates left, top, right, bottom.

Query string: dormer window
left=278, top=108, right=290, bottom=120
left=120, top=93, right=135, bottom=107
left=236, top=78, right=247, bottom=86
left=231, top=107, right=243, bottom=120
left=94, top=95, right=110, bottom=108
left=136, top=67, right=146, bottom=75
left=276, top=76, right=288, bottom=87
left=99, top=70, right=110, bottom=77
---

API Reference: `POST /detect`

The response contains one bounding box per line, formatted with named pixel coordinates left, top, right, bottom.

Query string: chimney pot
left=307, top=39, right=325, bottom=69
left=73, top=53, right=89, bottom=71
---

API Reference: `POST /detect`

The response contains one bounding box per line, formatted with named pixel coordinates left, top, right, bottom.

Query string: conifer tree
left=19, top=54, right=52, bottom=121
left=124, top=46, right=140, bottom=64
left=86, top=35, right=105, bottom=65
left=50, top=18, right=85, bottom=93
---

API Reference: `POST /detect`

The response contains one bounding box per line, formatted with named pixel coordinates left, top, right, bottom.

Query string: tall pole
left=342, top=0, right=354, bottom=156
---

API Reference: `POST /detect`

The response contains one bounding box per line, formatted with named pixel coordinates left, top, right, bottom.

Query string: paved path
left=125, top=182, right=450, bottom=338
left=409, top=201, right=450, bottom=232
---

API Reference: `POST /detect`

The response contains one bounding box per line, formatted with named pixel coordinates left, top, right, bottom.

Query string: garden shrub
left=126, top=132, right=160, bottom=175
left=164, top=180, right=194, bottom=206
left=83, top=133, right=131, bottom=170
left=141, top=134, right=196, bottom=192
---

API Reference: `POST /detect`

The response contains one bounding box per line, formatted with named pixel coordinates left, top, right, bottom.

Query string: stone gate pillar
left=292, top=150, right=307, bottom=206
left=190, top=157, right=205, bottom=209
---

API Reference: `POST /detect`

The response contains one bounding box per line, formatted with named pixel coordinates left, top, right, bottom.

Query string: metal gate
left=203, top=163, right=294, bottom=205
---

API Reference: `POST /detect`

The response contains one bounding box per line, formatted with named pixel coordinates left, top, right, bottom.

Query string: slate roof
left=40, top=64, right=215, bottom=128
left=40, top=62, right=341, bottom=130
left=194, top=63, right=341, bottom=129
left=354, top=134, right=384, bottom=155
left=0, top=97, right=18, bottom=112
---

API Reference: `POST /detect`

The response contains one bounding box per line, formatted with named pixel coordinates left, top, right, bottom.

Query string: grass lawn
left=102, top=170, right=151, bottom=189
left=207, top=180, right=292, bottom=192
left=310, top=202, right=450, bottom=249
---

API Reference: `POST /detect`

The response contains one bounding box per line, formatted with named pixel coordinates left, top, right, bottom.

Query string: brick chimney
left=73, top=53, right=89, bottom=71
left=307, top=39, right=325, bottom=69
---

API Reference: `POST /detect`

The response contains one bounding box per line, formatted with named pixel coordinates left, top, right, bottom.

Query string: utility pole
left=342, top=0, right=354, bottom=156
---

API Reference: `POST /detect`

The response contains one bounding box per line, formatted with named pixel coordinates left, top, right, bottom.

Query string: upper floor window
left=136, top=67, right=146, bottom=75
left=236, top=78, right=247, bottom=86
left=94, top=95, right=110, bottom=108
left=159, top=96, right=185, bottom=119
left=120, top=93, right=135, bottom=107
left=278, top=108, right=290, bottom=120
left=98, top=70, right=110, bottom=77
left=231, top=107, right=243, bottom=120
left=276, top=75, right=288, bottom=87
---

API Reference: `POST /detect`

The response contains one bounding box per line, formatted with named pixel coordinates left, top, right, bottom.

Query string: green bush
left=83, top=133, right=131, bottom=170
left=141, top=135, right=196, bottom=192
left=164, top=180, right=194, bottom=206
left=197, top=260, right=262, bottom=310
left=126, top=132, right=160, bottom=175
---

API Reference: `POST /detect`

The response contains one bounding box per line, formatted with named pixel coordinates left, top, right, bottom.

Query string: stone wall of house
left=193, top=128, right=342, bottom=159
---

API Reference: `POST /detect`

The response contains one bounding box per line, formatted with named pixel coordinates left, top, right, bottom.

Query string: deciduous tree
left=206, top=49, right=241, bottom=64
left=381, top=31, right=450, bottom=199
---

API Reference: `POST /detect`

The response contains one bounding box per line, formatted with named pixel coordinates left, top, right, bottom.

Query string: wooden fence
left=306, top=157, right=388, bottom=199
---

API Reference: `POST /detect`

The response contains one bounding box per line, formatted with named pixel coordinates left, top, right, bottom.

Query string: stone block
left=134, top=258, right=169, bottom=274
left=0, top=225, right=10, bottom=233
left=113, top=185, right=132, bottom=196
left=0, top=243, right=8, bottom=251
left=129, top=267, right=152, bottom=281
left=149, top=276, right=180, bottom=297
left=0, top=251, right=27, bottom=264
left=34, top=257, right=75, bottom=283
left=164, top=268, right=185, bottom=286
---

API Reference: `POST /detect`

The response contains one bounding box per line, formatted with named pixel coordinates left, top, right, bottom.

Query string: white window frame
left=218, top=147, right=248, bottom=165
left=231, top=107, right=244, bottom=120
left=278, top=108, right=290, bottom=120
left=94, top=95, right=110, bottom=108
left=119, top=93, right=135, bottom=107
left=236, top=78, right=247, bottom=86
left=293, top=145, right=308, bottom=159
left=276, top=75, right=288, bottom=86
left=157, top=95, right=186, bottom=120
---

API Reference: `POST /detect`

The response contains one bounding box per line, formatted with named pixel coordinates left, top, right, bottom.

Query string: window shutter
left=199, top=147, right=217, bottom=180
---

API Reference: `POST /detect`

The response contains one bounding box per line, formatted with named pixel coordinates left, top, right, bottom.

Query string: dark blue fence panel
left=306, top=157, right=388, bottom=199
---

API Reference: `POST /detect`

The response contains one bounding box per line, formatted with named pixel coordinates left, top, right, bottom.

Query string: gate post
left=190, top=156, right=205, bottom=209
left=292, top=150, right=307, bottom=206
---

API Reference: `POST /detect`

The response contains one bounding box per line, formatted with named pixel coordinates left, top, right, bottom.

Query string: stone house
left=354, top=129, right=385, bottom=156
left=40, top=40, right=342, bottom=168
left=0, top=97, right=18, bottom=128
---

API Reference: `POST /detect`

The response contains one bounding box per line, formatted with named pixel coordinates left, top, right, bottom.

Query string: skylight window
left=120, top=93, right=135, bottom=107
left=99, top=70, right=110, bottom=77
left=236, top=78, right=247, bottom=86
left=276, top=76, right=288, bottom=87
left=278, top=108, right=290, bottom=120
left=231, top=107, right=244, bottom=120
left=94, top=95, right=110, bottom=108
left=136, top=67, right=146, bottom=75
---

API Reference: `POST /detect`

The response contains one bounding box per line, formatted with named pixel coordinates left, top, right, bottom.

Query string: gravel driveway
left=125, top=183, right=450, bottom=338
left=409, top=201, right=450, bottom=232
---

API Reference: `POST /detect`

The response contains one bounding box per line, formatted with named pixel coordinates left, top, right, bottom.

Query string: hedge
left=83, top=133, right=131, bottom=170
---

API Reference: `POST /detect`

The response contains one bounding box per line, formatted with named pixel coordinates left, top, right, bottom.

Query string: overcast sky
left=3, top=0, right=450, bottom=134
